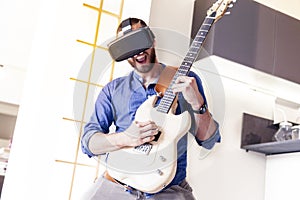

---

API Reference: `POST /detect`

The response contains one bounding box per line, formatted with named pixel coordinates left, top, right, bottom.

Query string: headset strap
left=121, top=18, right=132, bottom=34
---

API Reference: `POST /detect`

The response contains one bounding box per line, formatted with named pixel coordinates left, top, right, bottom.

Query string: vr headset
left=107, top=19, right=155, bottom=62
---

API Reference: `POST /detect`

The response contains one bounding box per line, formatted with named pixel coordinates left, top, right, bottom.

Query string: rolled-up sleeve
left=81, top=129, right=99, bottom=157
left=81, top=84, right=114, bottom=158
left=195, top=120, right=221, bottom=149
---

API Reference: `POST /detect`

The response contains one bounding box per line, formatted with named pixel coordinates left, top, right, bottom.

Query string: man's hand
left=120, top=120, right=159, bottom=147
left=171, top=76, right=204, bottom=110
left=171, top=76, right=217, bottom=142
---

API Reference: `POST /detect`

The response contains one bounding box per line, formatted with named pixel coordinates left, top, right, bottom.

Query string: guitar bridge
left=133, top=143, right=153, bottom=155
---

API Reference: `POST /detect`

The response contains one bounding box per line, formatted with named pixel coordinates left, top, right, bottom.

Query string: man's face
left=127, top=47, right=156, bottom=74
left=126, top=22, right=156, bottom=74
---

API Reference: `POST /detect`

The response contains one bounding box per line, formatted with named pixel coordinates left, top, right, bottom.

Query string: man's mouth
left=135, top=52, right=147, bottom=64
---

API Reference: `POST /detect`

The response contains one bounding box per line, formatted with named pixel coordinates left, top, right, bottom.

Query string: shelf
left=242, top=139, right=300, bottom=155
left=241, top=113, right=300, bottom=155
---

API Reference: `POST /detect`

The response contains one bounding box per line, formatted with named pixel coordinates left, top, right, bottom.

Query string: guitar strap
left=155, top=66, right=178, bottom=96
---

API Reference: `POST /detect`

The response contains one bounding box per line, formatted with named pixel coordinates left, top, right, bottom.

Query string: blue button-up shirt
left=81, top=65, right=221, bottom=189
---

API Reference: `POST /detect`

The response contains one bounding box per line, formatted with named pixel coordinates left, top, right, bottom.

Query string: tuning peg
left=225, top=11, right=231, bottom=15
left=228, top=4, right=234, bottom=8
left=232, top=0, right=237, bottom=3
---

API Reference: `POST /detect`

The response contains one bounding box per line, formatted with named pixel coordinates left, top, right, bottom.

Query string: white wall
left=197, top=56, right=300, bottom=200
left=265, top=152, right=300, bottom=200
left=0, top=65, right=26, bottom=105
left=0, top=0, right=40, bottom=70
left=0, top=0, right=40, bottom=105
left=149, top=0, right=195, bottom=67
left=150, top=1, right=300, bottom=200
left=1, top=0, right=87, bottom=199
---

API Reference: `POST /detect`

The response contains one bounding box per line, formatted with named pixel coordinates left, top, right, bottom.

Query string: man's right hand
left=120, top=120, right=159, bottom=147
left=88, top=120, right=159, bottom=155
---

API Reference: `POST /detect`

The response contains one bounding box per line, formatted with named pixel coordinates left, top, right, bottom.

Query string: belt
left=103, top=172, right=159, bottom=199
left=103, top=171, right=133, bottom=191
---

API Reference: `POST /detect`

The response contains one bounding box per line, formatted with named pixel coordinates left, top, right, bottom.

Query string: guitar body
left=106, top=96, right=191, bottom=193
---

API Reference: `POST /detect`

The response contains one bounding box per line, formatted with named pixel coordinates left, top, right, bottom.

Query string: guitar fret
left=184, top=57, right=194, bottom=62
left=180, top=66, right=190, bottom=71
left=186, top=54, right=196, bottom=57
left=157, top=107, right=167, bottom=113
left=201, top=25, right=211, bottom=29
left=159, top=109, right=168, bottom=113
left=162, top=98, right=173, bottom=103
left=159, top=104, right=168, bottom=109
left=162, top=94, right=173, bottom=100
left=206, top=16, right=215, bottom=19
left=182, top=61, right=193, bottom=65
left=163, top=92, right=174, bottom=98
left=199, top=33, right=207, bottom=38
left=161, top=101, right=173, bottom=107
left=204, top=17, right=214, bottom=23
left=178, top=69, right=187, bottom=74
left=196, top=35, right=206, bottom=39
left=196, top=34, right=206, bottom=39
left=182, top=62, right=191, bottom=66
left=187, top=52, right=196, bottom=55
left=183, top=60, right=193, bottom=65
left=184, top=57, right=193, bottom=60
left=158, top=102, right=168, bottom=107
left=162, top=102, right=172, bottom=107
left=179, top=66, right=189, bottom=71
left=186, top=56, right=194, bottom=58
left=164, top=92, right=174, bottom=97
left=195, top=38, right=205, bottom=43
left=160, top=103, right=170, bottom=108
left=189, top=47, right=199, bottom=52
left=193, top=41, right=202, bottom=45
left=160, top=100, right=170, bottom=105
left=181, top=61, right=191, bottom=65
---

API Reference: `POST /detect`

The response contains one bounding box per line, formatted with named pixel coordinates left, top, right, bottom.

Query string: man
left=81, top=17, right=220, bottom=200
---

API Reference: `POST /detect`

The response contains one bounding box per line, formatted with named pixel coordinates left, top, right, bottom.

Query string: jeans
left=83, top=175, right=196, bottom=200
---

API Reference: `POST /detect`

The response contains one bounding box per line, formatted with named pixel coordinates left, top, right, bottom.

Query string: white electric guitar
left=106, top=0, right=235, bottom=193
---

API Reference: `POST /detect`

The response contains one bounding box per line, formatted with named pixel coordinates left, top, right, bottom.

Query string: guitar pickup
left=133, top=143, right=153, bottom=155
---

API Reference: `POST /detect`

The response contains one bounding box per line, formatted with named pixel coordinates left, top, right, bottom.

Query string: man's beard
left=131, top=48, right=156, bottom=74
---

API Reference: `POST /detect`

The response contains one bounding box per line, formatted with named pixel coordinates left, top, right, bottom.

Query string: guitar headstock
left=207, top=0, right=236, bottom=22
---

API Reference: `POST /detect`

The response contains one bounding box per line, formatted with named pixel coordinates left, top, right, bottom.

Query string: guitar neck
left=156, top=16, right=216, bottom=114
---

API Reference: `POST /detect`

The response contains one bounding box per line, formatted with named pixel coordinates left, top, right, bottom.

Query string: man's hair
left=117, top=18, right=147, bottom=33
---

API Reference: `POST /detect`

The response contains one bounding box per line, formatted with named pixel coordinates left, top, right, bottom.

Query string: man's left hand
left=171, top=76, right=204, bottom=110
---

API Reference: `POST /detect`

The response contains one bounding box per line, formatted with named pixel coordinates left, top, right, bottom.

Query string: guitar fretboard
left=156, top=16, right=216, bottom=114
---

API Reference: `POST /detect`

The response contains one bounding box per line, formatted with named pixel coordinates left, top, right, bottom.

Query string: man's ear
left=127, top=57, right=134, bottom=67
